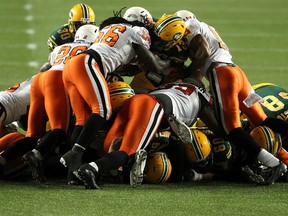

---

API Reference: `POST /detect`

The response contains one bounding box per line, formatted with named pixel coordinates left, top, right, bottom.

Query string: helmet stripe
left=155, top=16, right=182, bottom=36
left=261, top=126, right=273, bottom=153
left=80, top=3, right=89, bottom=19
left=110, top=88, right=135, bottom=95
left=158, top=154, right=168, bottom=183
left=275, top=133, right=282, bottom=153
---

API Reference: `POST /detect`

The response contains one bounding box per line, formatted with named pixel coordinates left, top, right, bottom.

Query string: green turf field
left=0, top=0, right=288, bottom=215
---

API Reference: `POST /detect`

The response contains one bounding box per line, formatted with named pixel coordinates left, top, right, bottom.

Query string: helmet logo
left=173, top=32, right=182, bottom=42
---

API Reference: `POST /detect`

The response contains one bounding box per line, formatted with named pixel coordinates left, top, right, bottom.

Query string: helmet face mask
left=154, top=14, right=186, bottom=50
left=68, top=3, right=96, bottom=35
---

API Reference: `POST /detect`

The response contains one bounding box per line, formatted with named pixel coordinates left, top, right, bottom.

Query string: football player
left=0, top=77, right=35, bottom=179
left=251, top=83, right=288, bottom=166
left=72, top=79, right=220, bottom=189
left=253, top=83, right=288, bottom=122
left=47, top=3, right=96, bottom=52
left=0, top=25, right=99, bottom=182
left=0, top=76, right=34, bottom=141
left=129, top=13, right=190, bottom=94
left=159, top=11, right=288, bottom=185
left=40, top=3, right=96, bottom=73
left=59, top=14, right=164, bottom=179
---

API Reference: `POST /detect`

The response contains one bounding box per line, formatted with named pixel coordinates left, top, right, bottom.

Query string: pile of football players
left=0, top=4, right=288, bottom=190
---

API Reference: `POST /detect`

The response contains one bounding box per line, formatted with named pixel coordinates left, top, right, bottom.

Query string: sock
left=95, top=151, right=129, bottom=172
left=36, top=129, right=66, bottom=159
left=70, top=125, right=83, bottom=145
left=257, top=148, right=280, bottom=167
left=228, top=127, right=261, bottom=156
left=76, top=113, right=106, bottom=148
left=1, top=137, right=37, bottom=160
left=261, top=117, right=288, bottom=135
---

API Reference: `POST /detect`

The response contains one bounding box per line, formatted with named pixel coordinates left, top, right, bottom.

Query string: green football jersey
left=47, top=24, right=74, bottom=52
left=253, top=83, right=288, bottom=121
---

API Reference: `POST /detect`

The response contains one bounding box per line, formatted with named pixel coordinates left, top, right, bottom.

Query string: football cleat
left=22, top=151, right=46, bottom=183
left=60, top=145, right=84, bottom=172
left=74, top=164, right=100, bottom=189
left=67, top=169, right=83, bottom=186
left=241, top=165, right=265, bottom=184
left=130, top=149, right=148, bottom=188
left=259, top=162, right=287, bottom=185
left=168, top=114, right=193, bottom=144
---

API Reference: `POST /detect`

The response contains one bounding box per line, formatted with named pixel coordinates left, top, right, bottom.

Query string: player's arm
left=39, top=53, right=52, bottom=72
left=132, top=43, right=170, bottom=75
left=132, top=42, right=171, bottom=86
left=113, top=64, right=142, bottom=77
left=186, top=34, right=210, bottom=79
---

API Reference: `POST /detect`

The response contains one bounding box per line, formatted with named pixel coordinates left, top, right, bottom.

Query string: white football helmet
left=123, top=6, right=153, bottom=27
left=74, top=24, right=99, bottom=43
left=175, top=10, right=196, bottom=22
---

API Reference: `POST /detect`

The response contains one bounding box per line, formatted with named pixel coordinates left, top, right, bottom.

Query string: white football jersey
left=150, top=83, right=201, bottom=126
left=0, top=76, right=35, bottom=125
left=89, top=24, right=151, bottom=77
left=185, top=18, right=233, bottom=78
left=49, top=42, right=92, bottom=71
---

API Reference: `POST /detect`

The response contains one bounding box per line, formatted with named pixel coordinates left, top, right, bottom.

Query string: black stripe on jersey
left=80, top=4, right=88, bottom=19
left=87, top=56, right=108, bottom=119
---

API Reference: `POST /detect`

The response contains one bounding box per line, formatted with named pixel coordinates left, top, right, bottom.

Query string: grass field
left=1, top=0, right=288, bottom=215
